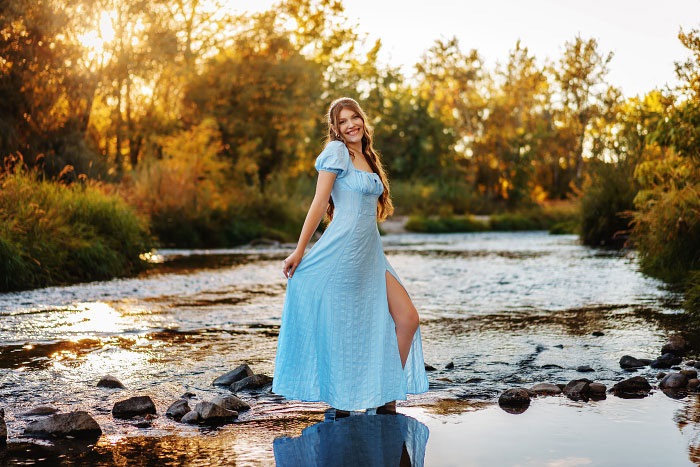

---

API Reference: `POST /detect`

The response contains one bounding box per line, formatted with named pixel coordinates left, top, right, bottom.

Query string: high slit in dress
left=272, top=140, right=429, bottom=411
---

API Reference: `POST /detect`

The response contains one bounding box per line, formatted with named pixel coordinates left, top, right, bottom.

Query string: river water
left=1, top=231, right=700, bottom=465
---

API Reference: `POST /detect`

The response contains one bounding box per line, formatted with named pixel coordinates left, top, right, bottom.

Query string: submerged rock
left=530, top=383, right=561, bottom=395
left=0, top=408, right=6, bottom=445
left=24, top=411, right=101, bottom=439
left=619, top=355, right=648, bottom=369
left=611, top=376, right=652, bottom=398
left=213, top=364, right=254, bottom=387
left=212, top=395, right=251, bottom=412
left=498, top=388, right=530, bottom=407
left=22, top=406, right=58, bottom=416
left=445, top=361, right=455, bottom=370
left=229, top=374, right=273, bottom=393
left=659, top=373, right=688, bottom=389
left=576, top=365, right=594, bottom=373
left=97, top=375, right=125, bottom=389
left=112, top=396, right=157, bottom=419
left=165, top=399, right=191, bottom=421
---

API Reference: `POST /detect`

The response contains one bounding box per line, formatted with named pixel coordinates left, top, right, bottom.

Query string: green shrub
left=579, top=162, right=636, bottom=247
left=405, top=215, right=488, bottom=233
left=0, top=169, right=152, bottom=291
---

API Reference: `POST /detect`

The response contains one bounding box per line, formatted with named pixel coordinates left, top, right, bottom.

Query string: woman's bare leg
left=378, top=270, right=420, bottom=412
left=385, top=270, right=420, bottom=369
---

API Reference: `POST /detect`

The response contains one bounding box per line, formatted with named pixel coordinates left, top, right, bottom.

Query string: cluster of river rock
left=0, top=364, right=270, bottom=446
left=0, top=334, right=695, bottom=448
left=496, top=334, right=695, bottom=413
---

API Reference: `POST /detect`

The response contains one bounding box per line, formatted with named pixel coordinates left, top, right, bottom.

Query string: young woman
left=272, top=97, right=429, bottom=418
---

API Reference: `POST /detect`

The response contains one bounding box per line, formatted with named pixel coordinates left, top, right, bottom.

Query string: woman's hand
left=283, top=249, right=304, bottom=279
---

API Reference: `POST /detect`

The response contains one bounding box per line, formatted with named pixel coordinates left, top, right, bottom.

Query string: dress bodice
left=314, top=141, right=383, bottom=218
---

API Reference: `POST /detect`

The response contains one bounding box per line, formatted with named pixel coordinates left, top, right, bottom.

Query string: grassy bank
left=404, top=203, right=578, bottom=235
left=0, top=169, right=153, bottom=292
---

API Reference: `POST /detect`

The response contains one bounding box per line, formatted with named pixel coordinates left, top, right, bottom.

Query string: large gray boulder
left=213, top=364, right=254, bottom=386
left=24, top=411, right=101, bottom=439
left=229, top=374, right=273, bottom=392
left=112, top=396, right=156, bottom=419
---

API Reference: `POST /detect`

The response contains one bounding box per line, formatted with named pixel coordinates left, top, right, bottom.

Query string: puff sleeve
left=314, top=140, right=351, bottom=178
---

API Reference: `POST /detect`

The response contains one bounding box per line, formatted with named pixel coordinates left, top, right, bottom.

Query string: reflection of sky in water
left=0, top=231, right=698, bottom=465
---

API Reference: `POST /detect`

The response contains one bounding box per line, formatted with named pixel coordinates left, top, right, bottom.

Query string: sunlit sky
left=237, top=0, right=700, bottom=98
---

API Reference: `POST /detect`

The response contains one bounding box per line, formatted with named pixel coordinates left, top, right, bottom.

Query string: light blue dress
left=272, top=140, right=430, bottom=411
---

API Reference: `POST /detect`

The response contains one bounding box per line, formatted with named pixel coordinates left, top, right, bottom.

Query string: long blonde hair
left=323, top=97, right=394, bottom=222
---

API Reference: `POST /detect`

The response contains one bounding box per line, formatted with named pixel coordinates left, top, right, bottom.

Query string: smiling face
left=336, top=107, right=365, bottom=144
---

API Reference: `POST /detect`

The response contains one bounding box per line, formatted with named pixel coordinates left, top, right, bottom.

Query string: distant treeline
left=1, top=0, right=700, bottom=320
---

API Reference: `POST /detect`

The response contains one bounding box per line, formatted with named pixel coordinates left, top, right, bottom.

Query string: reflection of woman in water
left=272, top=97, right=429, bottom=417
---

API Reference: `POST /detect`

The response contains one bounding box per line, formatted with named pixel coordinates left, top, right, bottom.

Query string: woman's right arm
left=282, top=170, right=337, bottom=279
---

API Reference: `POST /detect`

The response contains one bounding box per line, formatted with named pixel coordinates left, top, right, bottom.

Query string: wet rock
left=662, top=335, right=689, bottom=357
left=554, top=344, right=564, bottom=348
left=213, top=364, right=254, bottom=387
left=541, top=364, right=563, bottom=369
left=498, top=388, right=530, bottom=407
left=672, top=366, right=682, bottom=370
left=589, top=383, right=607, bottom=396
left=591, top=331, right=605, bottom=336
left=659, top=373, right=688, bottom=389
left=681, top=369, right=698, bottom=379
left=689, top=379, right=700, bottom=389
left=610, top=376, right=652, bottom=398
left=181, top=411, right=199, bottom=424
left=436, top=377, right=453, bottom=383
left=22, top=406, right=58, bottom=416
left=656, top=372, right=667, bottom=379
left=0, top=408, right=6, bottom=445
left=24, top=411, right=101, bottom=439
left=97, top=375, right=125, bottom=389
left=425, top=364, right=436, bottom=371
left=576, top=365, right=594, bottom=373
left=619, top=355, right=648, bottom=369
left=134, top=419, right=152, bottom=428
left=556, top=383, right=566, bottom=390
left=229, top=374, right=273, bottom=393
left=445, top=361, right=454, bottom=370
left=166, top=399, right=191, bottom=421
left=112, top=396, right=157, bottom=419
left=192, top=402, right=237, bottom=424
left=659, top=353, right=682, bottom=365
left=564, top=379, right=591, bottom=400
left=650, top=358, right=673, bottom=369
left=212, top=395, right=251, bottom=412
left=686, top=360, right=697, bottom=366
left=181, top=392, right=196, bottom=399
left=530, top=383, right=561, bottom=395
